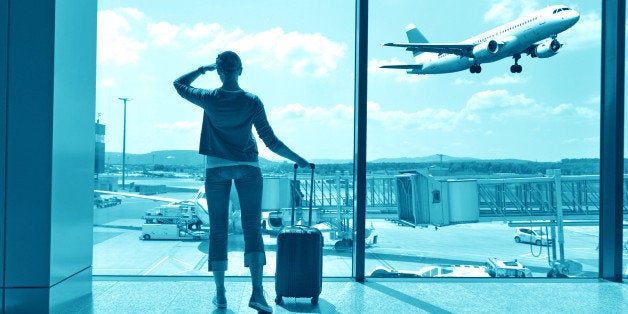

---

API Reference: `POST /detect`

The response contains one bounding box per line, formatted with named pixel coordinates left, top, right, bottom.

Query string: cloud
left=463, top=90, right=598, bottom=122
left=182, top=23, right=222, bottom=39
left=148, top=22, right=180, bottom=46
left=560, top=12, right=601, bottom=49
left=562, top=136, right=599, bottom=144
left=485, top=74, right=527, bottom=85
left=119, top=7, right=145, bottom=20
left=261, top=103, right=354, bottom=159
left=465, top=89, right=533, bottom=111
left=368, top=101, right=460, bottom=130
left=484, top=0, right=539, bottom=24
left=265, top=90, right=588, bottom=136
left=269, top=103, right=353, bottom=126
left=395, top=74, right=425, bottom=83
left=268, top=101, right=461, bottom=133
left=182, top=24, right=346, bottom=77
left=461, top=89, right=579, bottom=122
left=547, top=103, right=598, bottom=120
left=97, top=8, right=346, bottom=76
left=550, top=103, right=572, bottom=115
left=97, top=10, right=147, bottom=65
left=454, top=78, right=475, bottom=85
left=227, top=28, right=346, bottom=77
left=184, top=23, right=244, bottom=54
left=585, top=94, right=600, bottom=105
left=96, top=78, right=117, bottom=88
left=574, top=107, right=598, bottom=120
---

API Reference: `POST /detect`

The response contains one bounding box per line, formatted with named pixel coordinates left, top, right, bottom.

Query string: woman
left=174, top=51, right=309, bottom=313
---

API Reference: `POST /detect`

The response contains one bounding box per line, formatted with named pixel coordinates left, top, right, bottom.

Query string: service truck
left=140, top=201, right=207, bottom=240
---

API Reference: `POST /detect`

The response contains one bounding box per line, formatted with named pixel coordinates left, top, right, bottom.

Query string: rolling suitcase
left=274, top=163, right=323, bottom=306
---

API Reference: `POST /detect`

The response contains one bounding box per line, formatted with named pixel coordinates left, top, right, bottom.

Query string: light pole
left=437, top=153, right=444, bottom=166
left=119, top=97, right=132, bottom=189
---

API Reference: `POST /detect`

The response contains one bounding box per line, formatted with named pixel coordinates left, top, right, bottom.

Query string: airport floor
left=61, top=277, right=627, bottom=313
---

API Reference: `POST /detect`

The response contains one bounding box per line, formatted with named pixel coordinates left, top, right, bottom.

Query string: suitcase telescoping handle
left=291, top=163, right=315, bottom=226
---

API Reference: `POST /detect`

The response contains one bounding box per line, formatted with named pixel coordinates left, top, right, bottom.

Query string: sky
left=96, top=0, right=604, bottom=162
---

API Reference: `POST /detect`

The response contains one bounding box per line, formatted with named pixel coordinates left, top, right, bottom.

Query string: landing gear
left=469, top=64, right=482, bottom=74
left=510, top=54, right=522, bottom=73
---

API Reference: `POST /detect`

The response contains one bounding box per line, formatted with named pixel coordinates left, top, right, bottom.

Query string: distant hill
left=104, top=151, right=603, bottom=176
left=106, top=151, right=488, bottom=166
left=370, top=154, right=479, bottom=163
left=311, top=158, right=352, bottom=164
left=106, top=150, right=204, bottom=166
left=106, top=150, right=355, bottom=166
left=105, top=150, right=284, bottom=167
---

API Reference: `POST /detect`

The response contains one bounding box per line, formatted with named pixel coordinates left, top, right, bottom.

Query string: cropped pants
left=205, top=165, right=266, bottom=271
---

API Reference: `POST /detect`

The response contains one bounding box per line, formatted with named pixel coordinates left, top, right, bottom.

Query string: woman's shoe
left=248, top=289, right=272, bottom=313
left=212, top=295, right=227, bottom=309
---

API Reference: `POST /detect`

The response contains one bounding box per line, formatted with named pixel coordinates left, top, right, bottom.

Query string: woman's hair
left=216, top=51, right=242, bottom=74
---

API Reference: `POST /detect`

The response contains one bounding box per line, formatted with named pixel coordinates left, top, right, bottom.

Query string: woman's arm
left=252, top=99, right=309, bottom=168
left=173, top=64, right=216, bottom=106
left=272, top=144, right=310, bottom=168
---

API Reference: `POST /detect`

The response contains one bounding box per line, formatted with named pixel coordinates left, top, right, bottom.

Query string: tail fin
left=405, top=24, right=428, bottom=57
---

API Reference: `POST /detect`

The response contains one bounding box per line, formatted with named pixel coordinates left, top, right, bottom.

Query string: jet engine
left=531, top=38, right=561, bottom=58
left=472, top=39, right=499, bottom=61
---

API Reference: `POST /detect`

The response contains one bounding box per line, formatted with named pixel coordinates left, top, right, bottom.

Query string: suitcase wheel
left=311, top=296, right=318, bottom=306
left=275, top=295, right=283, bottom=305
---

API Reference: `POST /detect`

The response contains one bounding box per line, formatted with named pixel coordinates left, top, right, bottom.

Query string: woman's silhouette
left=174, top=51, right=309, bottom=313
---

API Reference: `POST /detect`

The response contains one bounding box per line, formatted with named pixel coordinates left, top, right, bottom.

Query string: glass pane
left=367, top=1, right=602, bottom=278
left=94, top=1, right=355, bottom=277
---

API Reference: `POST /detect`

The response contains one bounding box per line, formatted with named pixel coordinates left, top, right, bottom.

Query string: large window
left=93, top=1, right=355, bottom=277
left=366, top=1, right=605, bottom=279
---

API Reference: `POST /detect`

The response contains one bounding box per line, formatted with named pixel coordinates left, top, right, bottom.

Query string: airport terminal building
left=1, top=1, right=626, bottom=312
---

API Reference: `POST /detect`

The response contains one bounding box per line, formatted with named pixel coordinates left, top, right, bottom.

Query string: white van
left=513, top=227, right=552, bottom=246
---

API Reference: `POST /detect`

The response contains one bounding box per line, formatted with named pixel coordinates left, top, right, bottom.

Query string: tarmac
left=93, top=191, right=611, bottom=278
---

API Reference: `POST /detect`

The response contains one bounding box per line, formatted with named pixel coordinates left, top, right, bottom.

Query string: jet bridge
left=477, top=173, right=609, bottom=218
left=395, top=170, right=628, bottom=227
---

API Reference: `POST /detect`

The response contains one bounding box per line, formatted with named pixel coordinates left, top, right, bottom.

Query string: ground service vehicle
left=94, top=195, right=122, bottom=208
left=140, top=223, right=206, bottom=240
left=141, top=201, right=207, bottom=240
left=485, top=257, right=532, bottom=278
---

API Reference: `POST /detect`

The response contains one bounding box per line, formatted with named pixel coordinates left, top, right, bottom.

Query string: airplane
left=96, top=185, right=242, bottom=234
left=380, top=4, right=580, bottom=74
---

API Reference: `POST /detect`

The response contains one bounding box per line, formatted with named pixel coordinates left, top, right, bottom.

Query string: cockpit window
left=553, top=7, right=570, bottom=14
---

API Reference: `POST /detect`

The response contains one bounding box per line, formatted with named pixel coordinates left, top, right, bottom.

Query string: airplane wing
left=383, top=42, right=475, bottom=58
left=380, top=64, right=424, bottom=70
left=95, top=190, right=182, bottom=203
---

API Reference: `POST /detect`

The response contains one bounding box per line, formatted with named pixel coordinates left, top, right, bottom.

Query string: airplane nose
left=570, top=11, right=580, bottom=24
left=561, top=10, right=580, bottom=28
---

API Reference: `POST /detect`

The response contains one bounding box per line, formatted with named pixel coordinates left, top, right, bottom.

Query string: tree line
left=109, top=158, right=608, bottom=177
left=289, top=158, right=605, bottom=176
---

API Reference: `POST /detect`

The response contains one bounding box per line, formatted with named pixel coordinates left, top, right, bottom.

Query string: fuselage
left=411, top=5, right=580, bottom=74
